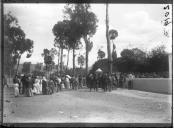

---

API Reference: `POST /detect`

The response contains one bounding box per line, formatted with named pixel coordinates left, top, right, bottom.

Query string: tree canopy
left=64, top=4, right=98, bottom=37
left=4, top=12, right=34, bottom=76
left=147, top=45, right=168, bottom=72
left=64, top=4, right=98, bottom=75
left=109, top=29, right=118, bottom=40
left=52, top=20, right=69, bottom=50
left=97, top=49, right=105, bottom=60
left=91, top=46, right=169, bottom=74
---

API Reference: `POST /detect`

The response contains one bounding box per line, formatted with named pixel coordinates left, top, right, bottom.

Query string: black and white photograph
left=2, top=1, right=172, bottom=126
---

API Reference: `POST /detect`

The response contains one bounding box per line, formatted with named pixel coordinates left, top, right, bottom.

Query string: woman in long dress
left=38, top=77, right=42, bottom=93
left=65, top=76, right=70, bottom=89
left=56, top=76, right=61, bottom=91
left=61, top=77, right=65, bottom=89
left=13, top=75, right=19, bottom=97
left=33, top=77, right=41, bottom=94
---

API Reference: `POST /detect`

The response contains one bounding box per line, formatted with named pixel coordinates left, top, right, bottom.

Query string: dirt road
left=3, top=87, right=172, bottom=123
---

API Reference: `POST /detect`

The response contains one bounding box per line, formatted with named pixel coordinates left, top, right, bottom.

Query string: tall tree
left=65, top=20, right=82, bottom=74
left=15, top=38, right=33, bottom=75
left=109, top=29, right=118, bottom=41
left=59, top=18, right=82, bottom=75
left=41, top=49, right=52, bottom=77
left=106, top=3, right=112, bottom=74
left=66, top=48, right=70, bottom=69
left=64, top=4, right=98, bottom=75
left=53, top=43, right=61, bottom=72
left=4, top=12, right=18, bottom=76
left=4, top=12, right=34, bottom=76
left=42, top=48, right=56, bottom=77
left=109, top=29, right=118, bottom=61
left=52, top=21, right=69, bottom=75
left=147, top=45, right=168, bottom=72
left=119, top=48, right=147, bottom=72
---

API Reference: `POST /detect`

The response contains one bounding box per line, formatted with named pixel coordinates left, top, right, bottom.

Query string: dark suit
left=42, top=80, right=47, bottom=95
left=26, top=78, right=33, bottom=97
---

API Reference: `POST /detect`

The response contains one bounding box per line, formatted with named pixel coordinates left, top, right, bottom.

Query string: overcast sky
left=4, top=4, right=172, bottom=68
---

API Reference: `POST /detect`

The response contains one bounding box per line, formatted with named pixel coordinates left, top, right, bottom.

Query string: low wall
left=132, top=78, right=172, bottom=94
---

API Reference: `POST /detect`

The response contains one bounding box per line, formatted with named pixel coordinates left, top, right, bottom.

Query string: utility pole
left=106, top=3, right=112, bottom=75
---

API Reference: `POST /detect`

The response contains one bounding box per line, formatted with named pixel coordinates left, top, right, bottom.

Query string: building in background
left=15, top=63, right=44, bottom=74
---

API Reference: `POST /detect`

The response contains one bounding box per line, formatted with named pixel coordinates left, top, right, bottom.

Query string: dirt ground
left=2, top=86, right=172, bottom=123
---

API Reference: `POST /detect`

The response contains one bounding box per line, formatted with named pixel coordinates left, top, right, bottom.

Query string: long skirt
left=65, top=81, right=70, bottom=89
left=14, top=87, right=19, bottom=97
left=26, top=88, right=33, bottom=97
left=14, top=84, right=19, bottom=97
left=42, top=85, right=47, bottom=95
left=33, top=84, right=40, bottom=94
left=61, top=83, right=65, bottom=89
left=38, top=84, right=42, bottom=93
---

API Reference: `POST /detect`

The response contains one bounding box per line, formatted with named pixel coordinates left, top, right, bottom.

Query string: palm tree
left=109, top=29, right=118, bottom=60
left=109, top=29, right=118, bottom=42
left=106, top=3, right=112, bottom=74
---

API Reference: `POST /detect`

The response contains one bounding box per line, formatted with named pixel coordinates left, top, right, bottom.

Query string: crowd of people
left=12, top=74, right=86, bottom=97
left=9, top=71, right=167, bottom=97
left=86, top=72, right=134, bottom=92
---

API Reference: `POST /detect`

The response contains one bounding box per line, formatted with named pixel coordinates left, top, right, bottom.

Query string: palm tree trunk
left=84, top=36, right=88, bottom=76
left=106, top=3, right=112, bottom=75
left=67, top=49, right=70, bottom=69
left=73, top=48, right=75, bottom=76
left=15, top=55, right=21, bottom=76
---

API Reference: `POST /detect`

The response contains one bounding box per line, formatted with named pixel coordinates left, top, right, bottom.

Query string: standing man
left=42, top=76, right=47, bottom=95
left=57, top=75, right=62, bottom=91
left=26, top=76, right=34, bottom=97
left=21, top=75, right=27, bottom=95
left=112, top=74, right=116, bottom=90
left=94, top=73, right=98, bottom=92
left=88, top=74, right=93, bottom=91
left=18, top=75, right=22, bottom=95
left=78, top=75, right=82, bottom=89
left=108, top=74, right=112, bottom=92
left=82, top=75, right=86, bottom=87
left=103, top=73, right=108, bottom=92
left=65, top=76, right=70, bottom=89
left=114, top=74, right=118, bottom=89
left=128, top=73, right=134, bottom=89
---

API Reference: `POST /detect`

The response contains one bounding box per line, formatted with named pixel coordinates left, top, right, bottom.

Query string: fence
left=132, top=78, right=172, bottom=94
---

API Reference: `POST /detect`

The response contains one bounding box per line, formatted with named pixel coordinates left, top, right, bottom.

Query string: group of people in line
left=4, top=70, right=168, bottom=97
left=12, top=74, right=86, bottom=97
left=10, top=71, right=135, bottom=97
left=86, top=72, right=134, bottom=92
